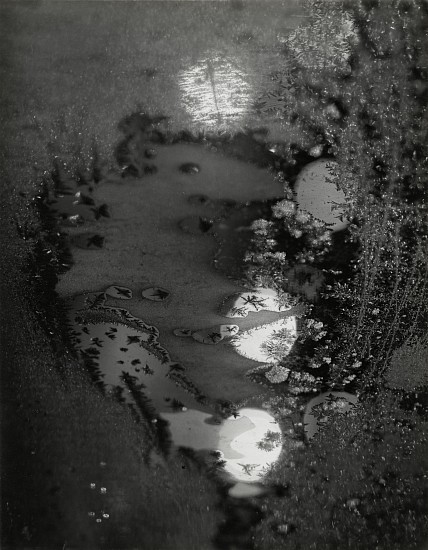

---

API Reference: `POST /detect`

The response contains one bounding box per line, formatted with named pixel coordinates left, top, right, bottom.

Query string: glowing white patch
left=221, top=408, right=282, bottom=482
left=178, top=54, right=255, bottom=126
left=232, top=318, right=297, bottom=363
left=160, top=407, right=282, bottom=484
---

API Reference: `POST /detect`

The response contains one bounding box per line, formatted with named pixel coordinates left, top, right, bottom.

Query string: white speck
left=90, top=483, right=96, bottom=489
left=100, top=487, right=107, bottom=494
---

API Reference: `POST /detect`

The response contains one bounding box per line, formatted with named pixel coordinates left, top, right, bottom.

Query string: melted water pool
left=56, top=136, right=351, bottom=498
left=67, top=286, right=285, bottom=495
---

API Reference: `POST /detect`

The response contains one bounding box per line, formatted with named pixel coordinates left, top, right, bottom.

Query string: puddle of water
left=67, top=286, right=285, bottom=496
left=56, top=135, right=348, bottom=497
left=294, top=159, right=348, bottom=232
left=303, top=391, right=358, bottom=440
left=68, top=290, right=209, bottom=414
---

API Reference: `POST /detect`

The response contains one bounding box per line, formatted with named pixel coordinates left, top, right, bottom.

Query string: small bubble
left=100, top=461, right=107, bottom=467
left=102, top=513, right=110, bottom=519
left=96, top=518, right=102, bottom=523
left=100, top=487, right=107, bottom=494
left=88, top=512, right=95, bottom=517
left=90, top=483, right=96, bottom=489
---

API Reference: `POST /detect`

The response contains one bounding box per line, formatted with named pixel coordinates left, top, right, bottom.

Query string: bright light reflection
left=160, top=407, right=282, bottom=483
left=178, top=54, right=255, bottom=126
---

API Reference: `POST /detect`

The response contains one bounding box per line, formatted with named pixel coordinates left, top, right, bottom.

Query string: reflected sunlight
left=178, top=53, right=256, bottom=126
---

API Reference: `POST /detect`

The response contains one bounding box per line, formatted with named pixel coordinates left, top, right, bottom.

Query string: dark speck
left=147, top=130, right=165, bottom=144
left=48, top=485, right=61, bottom=496
left=86, top=234, right=104, bottom=249
left=122, top=164, right=140, bottom=178
left=144, top=148, right=157, bottom=159
left=179, top=162, right=201, bottom=175
left=199, top=217, right=213, bottom=233
left=220, top=199, right=238, bottom=210
left=188, top=194, right=211, bottom=206
left=143, top=67, right=158, bottom=79
left=144, top=165, right=158, bottom=175
left=231, top=0, right=244, bottom=9
left=91, top=204, right=110, bottom=220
